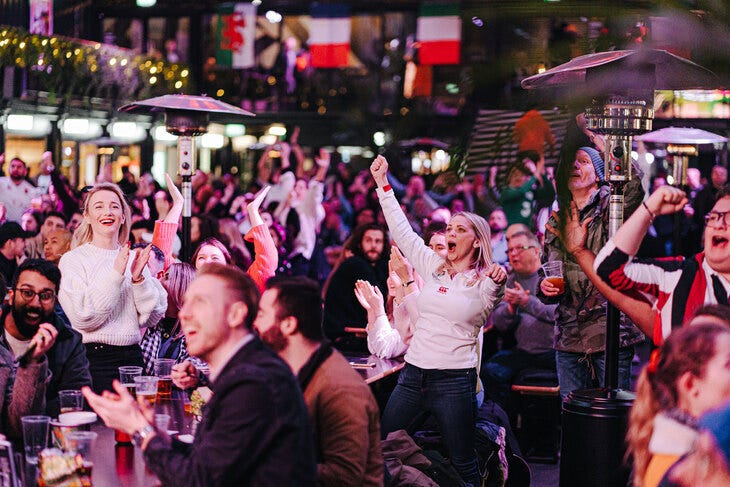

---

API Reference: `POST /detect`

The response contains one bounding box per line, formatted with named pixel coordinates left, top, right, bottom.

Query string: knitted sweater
left=58, top=243, right=168, bottom=346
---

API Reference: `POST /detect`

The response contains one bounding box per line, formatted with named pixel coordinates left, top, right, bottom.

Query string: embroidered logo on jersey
left=437, top=286, right=448, bottom=294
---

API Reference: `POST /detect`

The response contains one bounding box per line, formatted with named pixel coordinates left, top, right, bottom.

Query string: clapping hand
left=504, top=281, right=530, bottom=309
left=354, top=280, right=385, bottom=318
left=114, top=242, right=131, bottom=276
left=545, top=202, right=592, bottom=256
left=83, top=381, right=154, bottom=435
left=130, top=245, right=152, bottom=282
left=171, top=360, right=200, bottom=390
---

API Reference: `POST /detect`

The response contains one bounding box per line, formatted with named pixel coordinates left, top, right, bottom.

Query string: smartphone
left=349, top=357, right=376, bottom=368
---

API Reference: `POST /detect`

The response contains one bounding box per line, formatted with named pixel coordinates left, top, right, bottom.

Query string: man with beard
left=0, top=158, right=43, bottom=223
left=323, top=223, right=390, bottom=345
left=488, top=208, right=509, bottom=266
left=1, top=259, right=91, bottom=416
left=255, top=276, right=382, bottom=486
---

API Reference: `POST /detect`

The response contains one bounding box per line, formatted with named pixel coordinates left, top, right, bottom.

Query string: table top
left=346, top=353, right=405, bottom=384
left=89, top=425, right=161, bottom=487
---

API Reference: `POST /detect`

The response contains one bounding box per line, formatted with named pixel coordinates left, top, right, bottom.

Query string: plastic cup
left=67, top=431, right=97, bottom=458
left=116, top=366, right=143, bottom=444
left=21, top=415, right=50, bottom=465
left=154, top=359, right=175, bottom=398
left=134, top=376, right=159, bottom=405
left=542, top=261, right=565, bottom=294
left=58, top=390, right=84, bottom=413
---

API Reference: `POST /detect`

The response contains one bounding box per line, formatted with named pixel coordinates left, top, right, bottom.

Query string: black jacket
left=144, top=336, right=317, bottom=487
left=0, top=304, right=92, bottom=417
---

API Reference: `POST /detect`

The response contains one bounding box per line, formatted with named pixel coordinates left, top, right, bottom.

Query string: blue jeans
left=556, top=347, right=634, bottom=400
left=482, top=349, right=556, bottom=408
left=381, top=364, right=480, bottom=487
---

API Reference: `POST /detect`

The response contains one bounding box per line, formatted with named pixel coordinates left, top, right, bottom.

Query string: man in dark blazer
left=83, top=264, right=317, bottom=486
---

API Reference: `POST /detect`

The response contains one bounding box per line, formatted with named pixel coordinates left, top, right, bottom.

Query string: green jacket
left=543, top=180, right=645, bottom=353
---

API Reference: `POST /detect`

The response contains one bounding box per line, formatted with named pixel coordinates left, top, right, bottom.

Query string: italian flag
left=309, top=4, right=351, bottom=68
left=417, top=3, right=461, bottom=65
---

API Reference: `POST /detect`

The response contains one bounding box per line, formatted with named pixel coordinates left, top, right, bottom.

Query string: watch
left=132, top=424, right=156, bottom=448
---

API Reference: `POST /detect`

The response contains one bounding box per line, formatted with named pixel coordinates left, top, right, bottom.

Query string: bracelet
left=402, top=280, right=415, bottom=288
left=382, top=184, right=392, bottom=192
left=642, top=201, right=656, bottom=223
left=131, top=276, right=145, bottom=285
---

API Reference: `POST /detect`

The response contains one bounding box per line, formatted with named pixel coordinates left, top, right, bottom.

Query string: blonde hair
left=162, top=262, right=196, bottom=338
left=72, top=183, right=131, bottom=249
left=627, top=322, right=730, bottom=486
left=438, top=211, right=494, bottom=278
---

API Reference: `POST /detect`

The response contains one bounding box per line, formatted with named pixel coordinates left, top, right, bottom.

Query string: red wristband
left=382, top=184, right=392, bottom=192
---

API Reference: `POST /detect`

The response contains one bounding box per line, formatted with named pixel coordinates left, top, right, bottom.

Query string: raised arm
left=370, top=155, right=441, bottom=275
left=152, top=174, right=183, bottom=268
left=611, top=185, right=687, bottom=257
left=245, top=186, right=278, bottom=292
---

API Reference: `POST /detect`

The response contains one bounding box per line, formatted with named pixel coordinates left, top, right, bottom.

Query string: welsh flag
left=216, top=3, right=257, bottom=68
left=309, top=4, right=351, bottom=68
left=417, top=3, right=461, bottom=65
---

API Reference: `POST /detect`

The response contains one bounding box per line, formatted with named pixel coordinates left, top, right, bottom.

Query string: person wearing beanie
left=537, top=145, right=646, bottom=399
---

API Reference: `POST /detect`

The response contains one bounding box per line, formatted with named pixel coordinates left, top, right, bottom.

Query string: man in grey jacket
left=482, top=230, right=557, bottom=407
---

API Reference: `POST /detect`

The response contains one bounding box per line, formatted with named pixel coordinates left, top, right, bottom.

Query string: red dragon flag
left=216, top=3, right=257, bottom=68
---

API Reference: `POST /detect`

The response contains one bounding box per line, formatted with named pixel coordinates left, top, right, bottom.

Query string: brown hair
left=197, top=263, right=259, bottom=330
left=191, top=237, right=232, bottom=267
left=627, top=322, right=730, bottom=486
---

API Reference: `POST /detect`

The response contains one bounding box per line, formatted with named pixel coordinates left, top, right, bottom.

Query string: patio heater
left=119, top=95, right=254, bottom=262
left=522, top=48, right=717, bottom=487
left=636, top=127, right=728, bottom=254
left=636, top=126, right=728, bottom=187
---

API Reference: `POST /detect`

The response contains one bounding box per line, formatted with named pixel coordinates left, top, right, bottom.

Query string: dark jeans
left=556, top=346, right=634, bottom=400
left=381, top=363, right=480, bottom=487
left=482, top=349, right=556, bottom=408
left=85, top=343, right=144, bottom=394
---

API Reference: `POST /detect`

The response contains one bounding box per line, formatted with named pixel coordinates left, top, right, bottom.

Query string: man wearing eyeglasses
left=483, top=230, right=557, bottom=407
left=595, top=185, right=730, bottom=344
left=0, top=259, right=91, bottom=416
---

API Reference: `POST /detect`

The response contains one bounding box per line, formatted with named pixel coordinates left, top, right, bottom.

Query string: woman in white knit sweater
left=370, top=155, right=506, bottom=487
left=59, top=183, right=167, bottom=394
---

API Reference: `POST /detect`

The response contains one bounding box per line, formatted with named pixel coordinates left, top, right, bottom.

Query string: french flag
left=309, top=4, right=351, bottom=68
left=417, top=3, right=461, bottom=65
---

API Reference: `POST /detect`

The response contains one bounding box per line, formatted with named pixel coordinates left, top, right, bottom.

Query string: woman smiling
left=58, top=183, right=167, bottom=394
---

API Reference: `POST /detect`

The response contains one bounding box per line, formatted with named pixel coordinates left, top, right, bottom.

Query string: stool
left=509, top=367, right=561, bottom=464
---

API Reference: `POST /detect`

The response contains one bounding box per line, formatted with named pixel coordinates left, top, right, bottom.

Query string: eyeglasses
left=705, top=211, right=730, bottom=229
left=507, top=245, right=536, bottom=254
left=14, top=288, right=56, bottom=303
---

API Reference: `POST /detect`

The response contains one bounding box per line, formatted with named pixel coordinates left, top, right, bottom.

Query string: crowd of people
left=0, top=113, right=729, bottom=486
